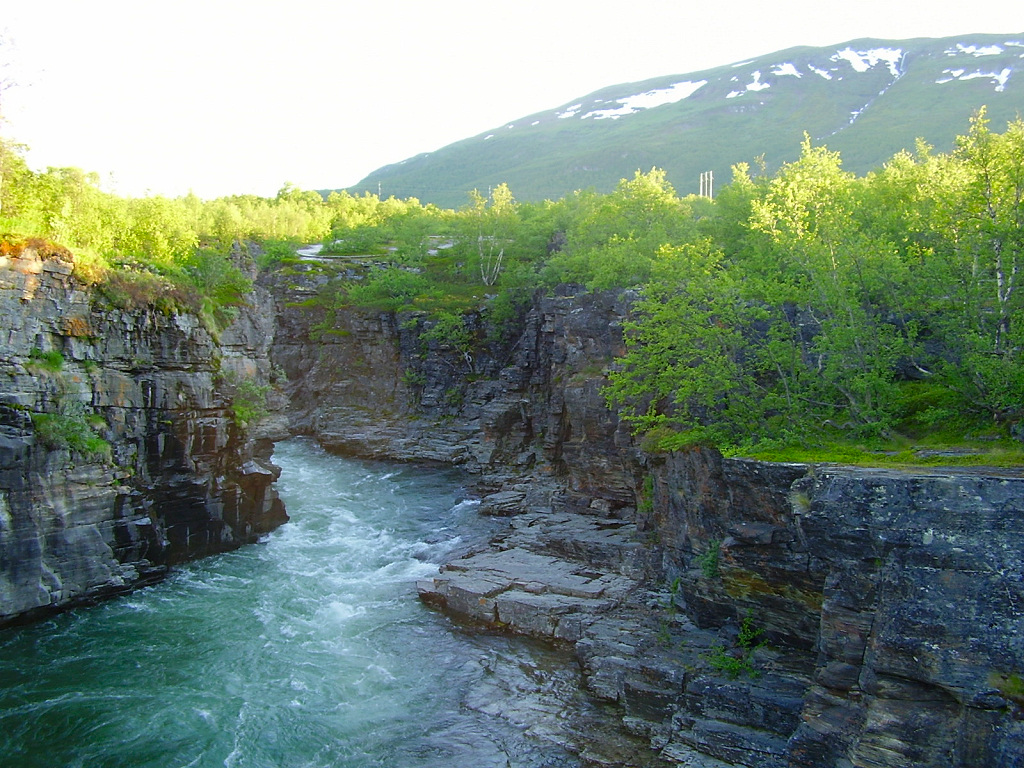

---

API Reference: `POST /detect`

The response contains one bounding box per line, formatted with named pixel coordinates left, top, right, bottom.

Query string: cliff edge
left=0, top=244, right=286, bottom=627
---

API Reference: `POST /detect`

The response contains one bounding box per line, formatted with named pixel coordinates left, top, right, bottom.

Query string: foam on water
left=0, top=438, right=580, bottom=767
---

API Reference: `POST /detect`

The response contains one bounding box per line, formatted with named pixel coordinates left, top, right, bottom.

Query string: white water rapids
left=0, top=438, right=586, bottom=767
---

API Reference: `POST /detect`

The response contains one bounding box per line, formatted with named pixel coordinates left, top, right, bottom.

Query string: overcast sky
left=2, top=0, right=1023, bottom=199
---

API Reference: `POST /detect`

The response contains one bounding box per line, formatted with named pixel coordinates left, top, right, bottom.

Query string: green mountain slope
left=344, top=34, right=1024, bottom=208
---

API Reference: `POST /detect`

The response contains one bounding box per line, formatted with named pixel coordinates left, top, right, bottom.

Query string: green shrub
left=31, top=401, right=110, bottom=459
left=704, top=610, right=766, bottom=679
left=230, top=379, right=270, bottom=428
left=695, top=540, right=721, bottom=579
left=27, top=348, right=65, bottom=373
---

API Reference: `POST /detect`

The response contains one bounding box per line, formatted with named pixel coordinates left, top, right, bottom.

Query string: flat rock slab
left=418, top=544, right=637, bottom=641
left=506, top=512, right=644, bottom=572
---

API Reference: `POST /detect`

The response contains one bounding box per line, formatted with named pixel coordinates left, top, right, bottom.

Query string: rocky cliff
left=630, top=449, right=1024, bottom=767
left=265, top=262, right=1024, bottom=767
left=0, top=244, right=286, bottom=627
left=267, top=261, right=635, bottom=506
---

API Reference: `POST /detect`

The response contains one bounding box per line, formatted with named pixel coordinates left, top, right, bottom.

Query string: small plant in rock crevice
left=704, top=609, right=766, bottom=679
left=27, top=348, right=66, bottom=374
left=229, top=378, right=271, bottom=429
left=695, top=539, right=721, bottom=579
left=637, top=474, right=654, bottom=515
left=31, top=398, right=110, bottom=459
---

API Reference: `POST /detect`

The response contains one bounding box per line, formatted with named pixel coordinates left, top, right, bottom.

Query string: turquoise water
left=0, top=439, right=580, bottom=768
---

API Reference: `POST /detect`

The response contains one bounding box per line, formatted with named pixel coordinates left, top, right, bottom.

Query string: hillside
left=345, top=33, right=1024, bottom=207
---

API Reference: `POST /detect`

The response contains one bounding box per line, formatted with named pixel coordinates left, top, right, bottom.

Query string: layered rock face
left=0, top=245, right=286, bottom=627
left=270, top=266, right=1024, bottom=766
left=638, top=449, right=1024, bottom=767
left=420, top=441, right=1024, bottom=768
left=269, top=267, right=635, bottom=505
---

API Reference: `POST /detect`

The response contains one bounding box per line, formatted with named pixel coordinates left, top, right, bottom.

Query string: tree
left=742, top=137, right=913, bottom=435
left=545, top=168, right=695, bottom=289
left=461, top=183, right=517, bottom=286
left=605, top=240, right=754, bottom=442
left=910, top=111, right=1024, bottom=426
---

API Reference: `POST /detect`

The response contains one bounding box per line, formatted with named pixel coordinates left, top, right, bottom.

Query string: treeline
left=4, top=111, right=1022, bottom=452
left=1, top=142, right=349, bottom=329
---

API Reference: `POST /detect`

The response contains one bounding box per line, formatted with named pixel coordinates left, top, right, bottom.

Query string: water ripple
left=0, top=438, right=580, bottom=767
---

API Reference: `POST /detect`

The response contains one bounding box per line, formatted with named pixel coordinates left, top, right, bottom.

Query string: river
left=0, top=438, right=586, bottom=767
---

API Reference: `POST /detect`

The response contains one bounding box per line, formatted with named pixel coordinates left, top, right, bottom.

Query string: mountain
left=345, top=33, right=1024, bottom=208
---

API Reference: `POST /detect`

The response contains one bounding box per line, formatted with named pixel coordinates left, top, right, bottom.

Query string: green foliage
left=604, top=239, right=753, bottom=439
left=7, top=109, right=1024, bottom=461
left=181, top=246, right=252, bottom=331
left=401, top=368, right=426, bottom=388
left=230, top=379, right=270, bottom=428
left=31, top=400, right=110, bottom=459
left=636, top=474, right=654, bottom=515
left=990, top=672, right=1024, bottom=706
left=27, top=348, right=65, bottom=373
left=0, top=140, right=327, bottom=327
left=255, top=238, right=303, bottom=270
left=605, top=118, right=1024, bottom=456
left=420, top=311, right=476, bottom=371
left=695, top=540, right=721, bottom=580
left=705, top=610, right=766, bottom=679
left=543, top=169, right=696, bottom=289
left=343, top=267, right=435, bottom=312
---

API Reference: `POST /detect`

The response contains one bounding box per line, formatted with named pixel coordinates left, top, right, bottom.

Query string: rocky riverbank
left=419, top=449, right=1024, bottom=767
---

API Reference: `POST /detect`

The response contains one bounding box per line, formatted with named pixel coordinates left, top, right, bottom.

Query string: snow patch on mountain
left=772, top=62, right=802, bottom=78
left=727, top=69, right=774, bottom=98
left=579, top=80, right=708, bottom=120
left=809, top=64, right=833, bottom=80
left=832, top=47, right=903, bottom=77
left=936, top=66, right=1013, bottom=91
left=557, top=104, right=583, bottom=119
left=947, top=43, right=1004, bottom=57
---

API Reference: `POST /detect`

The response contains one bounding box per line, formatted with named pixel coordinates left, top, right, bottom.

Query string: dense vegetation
left=313, top=112, right=1024, bottom=459
left=0, top=139, right=335, bottom=331
left=4, top=111, right=1023, bottom=460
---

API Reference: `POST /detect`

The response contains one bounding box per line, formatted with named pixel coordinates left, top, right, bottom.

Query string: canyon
left=1, top=246, right=1022, bottom=766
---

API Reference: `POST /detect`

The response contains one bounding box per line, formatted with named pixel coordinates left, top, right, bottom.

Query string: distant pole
left=699, top=171, right=714, bottom=199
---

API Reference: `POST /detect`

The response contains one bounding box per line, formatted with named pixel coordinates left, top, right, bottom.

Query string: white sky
left=2, top=0, right=1022, bottom=199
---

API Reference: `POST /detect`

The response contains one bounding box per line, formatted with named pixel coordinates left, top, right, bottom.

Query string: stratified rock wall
left=0, top=245, right=286, bottom=627
left=639, top=447, right=1024, bottom=768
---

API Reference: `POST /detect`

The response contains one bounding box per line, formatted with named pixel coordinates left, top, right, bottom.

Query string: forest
left=2, top=110, right=1022, bottom=462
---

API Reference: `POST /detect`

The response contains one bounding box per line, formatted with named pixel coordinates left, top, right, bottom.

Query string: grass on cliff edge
left=647, top=425, right=1024, bottom=469
left=735, top=443, right=1024, bottom=469
left=643, top=379, right=1024, bottom=469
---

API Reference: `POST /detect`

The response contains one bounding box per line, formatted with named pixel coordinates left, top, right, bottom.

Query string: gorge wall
left=265, top=260, right=1024, bottom=767
left=0, top=245, right=286, bottom=627
left=2, top=247, right=1021, bottom=767
left=639, top=449, right=1024, bottom=767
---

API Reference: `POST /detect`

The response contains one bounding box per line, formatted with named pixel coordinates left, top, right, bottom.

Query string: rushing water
left=0, top=438, right=584, bottom=768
